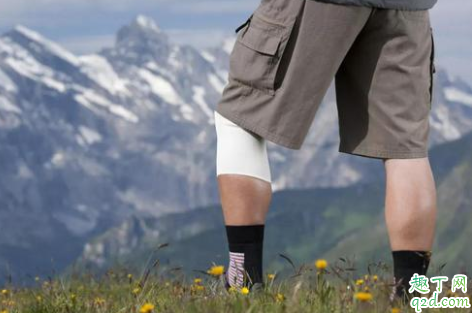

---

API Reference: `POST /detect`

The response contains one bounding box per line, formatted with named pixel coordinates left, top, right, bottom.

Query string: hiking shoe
left=222, top=271, right=265, bottom=294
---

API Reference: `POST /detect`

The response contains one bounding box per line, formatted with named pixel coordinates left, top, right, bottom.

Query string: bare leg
left=215, top=110, right=272, bottom=225
left=384, top=158, right=437, bottom=251
left=217, top=174, right=272, bottom=225
left=217, top=174, right=271, bottom=288
left=214, top=111, right=272, bottom=288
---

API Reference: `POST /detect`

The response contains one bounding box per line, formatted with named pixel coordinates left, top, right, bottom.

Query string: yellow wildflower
left=194, top=285, right=205, bottom=291
left=4, top=301, right=14, bottom=307
left=267, top=274, right=276, bottom=280
left=133, top=287, right=141, bottom=295
left=139, top=303, right=155, bottom=313
left=70, top=294, right=77, bottom=301
left=94, top=297, right=105, bottom=305
left=356, top=279, right=364, bottom=286
left=1, top=290, right=8, bottom=296
left=0, top=310, right=8, bottom=313
left=36, top=296, right=42, bottom=302
left=315, top=259, right=328, bottom=270
left=355, top=292, right=373, bottom=302
left=373, top=275, right=378, bottom=282
left=446, top=290, right=458, bottom=297
left=391, top=308, right=401, bottom=313
left=194, top=278, right=202, bottom=284
left=241, top=287, right=250, bottom=295
left=127, top=274, right=133, bottom=280
left=276, top=293, right=285, bottom=302
left=207, top=265, right=225, bottom=276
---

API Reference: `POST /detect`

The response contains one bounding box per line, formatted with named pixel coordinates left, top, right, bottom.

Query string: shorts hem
left=215, top=107, right=303, bottom=150
left=216, top=172, right=272, bottom=184
left=339, top=145, right=429, bottom=159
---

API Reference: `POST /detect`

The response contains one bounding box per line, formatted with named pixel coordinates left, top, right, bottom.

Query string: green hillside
left=325, top=131, right=472, bottom=274
left=75, top=132, right=472, bottom=279
left=75, top=183, right=386, bottom=278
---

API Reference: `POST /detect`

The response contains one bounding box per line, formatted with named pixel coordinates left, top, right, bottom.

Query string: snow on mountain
left=79, top=54, right=130, bottom=96
left=0, top=36, right=67, bottom=93
left=0, top=94, right=21, bottom=114
left=137, top=68, right=183, bottom=106
left=1, top=15, right=472, bottom=280
left=444, top=87, right=472, bottom=107
left=135, top=14, right=162, bottom=33
left=0, top=68, right=17, bottom=92
left=12, top=25, right=80, bottom=67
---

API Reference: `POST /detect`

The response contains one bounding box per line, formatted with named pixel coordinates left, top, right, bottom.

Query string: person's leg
left=218, top=175, right=272, bottom=225
left=384, top=158, right=437, bottom=299
left=215, top=0, right=372, bottom=291
left=334, top=6, right=436, bottom=301
left=215, top=110, right=272, bottom=289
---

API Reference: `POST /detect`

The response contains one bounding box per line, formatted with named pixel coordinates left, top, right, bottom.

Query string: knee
left=214, top=110, right=272, bottom=183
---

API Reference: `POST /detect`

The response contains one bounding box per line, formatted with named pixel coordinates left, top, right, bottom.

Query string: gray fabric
left=313, top=0, right=437, bottom=10
left=216, top=0, right=435, bottom=159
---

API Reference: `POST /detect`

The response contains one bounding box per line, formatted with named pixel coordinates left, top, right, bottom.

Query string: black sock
left=392, top=250, right=432, bottom=299
left=225, top=225, right=264, bottom=288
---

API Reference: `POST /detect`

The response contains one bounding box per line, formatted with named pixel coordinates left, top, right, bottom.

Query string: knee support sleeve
left=214, top=110, right=271, bottom=183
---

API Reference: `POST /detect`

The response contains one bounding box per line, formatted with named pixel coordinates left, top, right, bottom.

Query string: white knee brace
left=214, top=110, right=272, bottom=183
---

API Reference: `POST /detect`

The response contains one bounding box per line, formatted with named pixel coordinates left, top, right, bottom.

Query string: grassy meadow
left=1, top=256, right=471, bottom=313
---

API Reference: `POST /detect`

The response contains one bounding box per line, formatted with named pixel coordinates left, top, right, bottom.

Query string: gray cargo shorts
left=215, top=0, right=436, bottom=159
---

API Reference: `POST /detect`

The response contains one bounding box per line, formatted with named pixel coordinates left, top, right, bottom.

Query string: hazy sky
left=0, top=0, right=471, bottom=84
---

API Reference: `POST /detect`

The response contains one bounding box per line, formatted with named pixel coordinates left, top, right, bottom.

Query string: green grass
left=2, top=258, right=471, bottom=313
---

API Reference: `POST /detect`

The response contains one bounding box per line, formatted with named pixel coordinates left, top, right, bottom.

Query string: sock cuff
left=225, top=224, right=265, bottom=244
left=392, top=250, right=432, bottom=269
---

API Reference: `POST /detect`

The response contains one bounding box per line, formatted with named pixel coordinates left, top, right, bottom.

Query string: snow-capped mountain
left=1, top=14, right=472, bottom=280
left=0, top=15, right=224, bottom=280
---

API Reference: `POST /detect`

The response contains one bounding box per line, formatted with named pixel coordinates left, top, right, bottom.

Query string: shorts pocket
left=228, top=11, right=297, bottom=95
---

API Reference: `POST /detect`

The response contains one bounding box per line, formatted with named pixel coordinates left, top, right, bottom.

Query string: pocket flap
left=238, top=26, right=282, bottom=56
